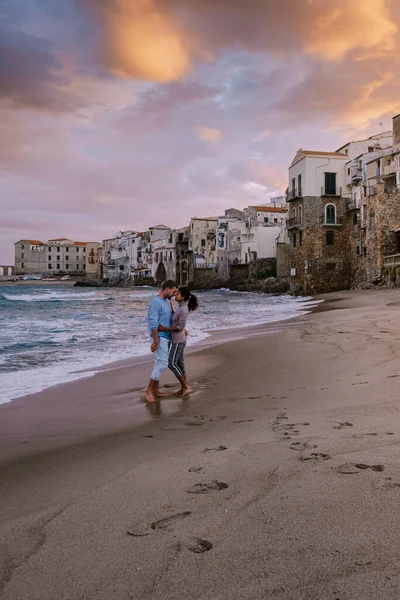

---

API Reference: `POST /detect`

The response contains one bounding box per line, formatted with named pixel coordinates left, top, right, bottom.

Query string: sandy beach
left=3, top=289, right=400, bottom=599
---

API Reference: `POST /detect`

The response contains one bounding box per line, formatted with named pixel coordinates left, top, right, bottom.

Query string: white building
left=289, top=149, right=349, bottom=203
left=243, top=205, right=287, bottom=228
left=189, top=217, right=218, bottom=268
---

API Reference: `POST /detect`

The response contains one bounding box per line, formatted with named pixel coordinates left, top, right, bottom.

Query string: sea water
left=0, top=284, right=319, bottom=404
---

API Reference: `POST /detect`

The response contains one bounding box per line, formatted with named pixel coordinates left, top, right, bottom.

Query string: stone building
left=216, top=209, right=244, bottom=279
left=86, top=242, right=103, bottom=279
left=14, top=238, right=88, bottom=276
left=175, top=227, right=193, bottom=286
left=287, top=149, right=352, bottom=294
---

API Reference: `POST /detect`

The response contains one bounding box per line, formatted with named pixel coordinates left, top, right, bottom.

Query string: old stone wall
left=276, top=243, right=290, bottom=278
left=289, top=196, right=352, bottom=295
left=228, top=264, right=249, bottom=286
left=191, top=268, right=224, bottom=290
left=248, top=258, right=276, bottom=281
left=365, top=184, right=400, bottom=282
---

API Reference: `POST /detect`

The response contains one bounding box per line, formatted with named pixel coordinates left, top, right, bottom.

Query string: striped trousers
left=168, top=342, right=186, bottom=378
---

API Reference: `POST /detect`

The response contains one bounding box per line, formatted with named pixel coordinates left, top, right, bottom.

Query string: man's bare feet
left=176, top=387, right=192, bottom=397
left=145, top=388, right=156, bottom=403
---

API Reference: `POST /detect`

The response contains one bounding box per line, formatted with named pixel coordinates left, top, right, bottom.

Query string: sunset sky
left=2, top=0, right=400, bottom=263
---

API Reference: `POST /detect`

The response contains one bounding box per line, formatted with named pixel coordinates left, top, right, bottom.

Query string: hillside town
left=9, top=113, right=400, bottom=294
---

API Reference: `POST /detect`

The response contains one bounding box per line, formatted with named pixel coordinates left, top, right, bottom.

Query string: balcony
left=286, top=217, right=303, bottom=229
left=384, top=254, right=400, bottom=267
left=346, top=198, right=360, bottom=212
left=110, top=249, right=128, bottom=261
left=320, top=215, right=343, bottom=227
left=351, top=167, right=363, bottom=181
left=382, top=163, right=397, bottom=176
left=321, top=186, right=342, bottom=197
left=288, top=187, right=303, bottom=201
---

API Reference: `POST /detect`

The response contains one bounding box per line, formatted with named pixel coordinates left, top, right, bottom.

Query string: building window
left=264, top=217, right=269, bottom=223
left=57, top=263, right=60, bottom=270
left=274, top=218, right=278, bottom=223
left=326, top=262, right=336, bottom=271
left=83, top=248, right=86, bottom=253
left=48, top=255, right=51, bottom=261
left=76, top=264, right=79, bottom=270
left=21, top=253, right=24, bottom=259
left=66, top=255, right=69, bottom=260
left=347, top=167, right=350, bottom=175
left=201, top=239, right=206, bottom=247
left=57, top=255, right=60, bottom=260
left=363, top=247, right=367, bottom=257
left=76, top=248, right=79, bottom=253
left=169, top=251, right=173, bottom=260
left=57, top=247, right=60, bottom=252
left=299, top=231, right=303, bottom=246
left=292, top=207, right=297, bottom=219
left=326, top=231, right=335, bottom=245
left=21, top=262, right=24, bottom=268
left=325, top=204, right=336, bottom=224
left=292, top=177, right=295, bottom=192
left=21, top=244, right=24, bottom=249
left=66, top=264, right=69, bottom=270
left=298, top=174, right=302, bottom=196
left=66, top=247, right=69, bottom=252
left=353, top=214, right=358, bottom=226
left=298, top=205, right=302, bottom=223
left=368, top=146, right=373, bottom=153
left=293, top=232, right=297, bottom=247
left=83, top=264, right=86, bottom=270
left=48, top=264, right=52, bottom=269
left=324, top=172, right=337, bottom=195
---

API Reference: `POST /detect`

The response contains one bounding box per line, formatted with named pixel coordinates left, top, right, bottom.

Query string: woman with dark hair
left=158, top=286, right=198, bottom=397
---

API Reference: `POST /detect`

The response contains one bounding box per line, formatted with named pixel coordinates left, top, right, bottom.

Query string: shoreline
left=3, top=288, right=400, bottom=598
left=1, top=294, right=321, bottom=406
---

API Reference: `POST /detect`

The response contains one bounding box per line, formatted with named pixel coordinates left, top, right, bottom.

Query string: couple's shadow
left=145, top=394, right=190, bottom=418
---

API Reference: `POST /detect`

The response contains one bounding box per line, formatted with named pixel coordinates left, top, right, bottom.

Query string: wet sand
left=3, top=289, right=400, bottom=598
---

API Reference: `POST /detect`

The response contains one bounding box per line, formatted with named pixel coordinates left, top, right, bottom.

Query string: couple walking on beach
left=146, top=280, right=198, bottom=403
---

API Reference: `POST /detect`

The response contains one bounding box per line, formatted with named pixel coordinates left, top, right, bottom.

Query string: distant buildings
left=13, top=201, right=288, bottom=285
left=14, top=238, right=89, bottom=276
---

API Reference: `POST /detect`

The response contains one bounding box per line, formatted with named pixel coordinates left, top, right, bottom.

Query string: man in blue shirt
left=146, top=280, right=178, bottom=403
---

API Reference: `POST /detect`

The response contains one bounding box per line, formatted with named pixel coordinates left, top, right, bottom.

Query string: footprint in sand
left=188, top=466, right=206, bottom=473
left=290, top=441, right=318, bottom=451
left=334, top=421, right=353, bottom=430
left=188, top=538, right=213, bottom=553
left=187, top=480, right=229, bottom=494
left=126, top=511, right=192, bottom=537
left=204, top=445, right=227, bottom=452
left=300, top=452, right=331, bottom=462
left=336, top=462, right=384, bottom=474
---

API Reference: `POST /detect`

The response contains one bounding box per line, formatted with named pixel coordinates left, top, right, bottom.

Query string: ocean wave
left=1, top=291, right=111, bottom=302
left=129, top=292, right=155, bottom=300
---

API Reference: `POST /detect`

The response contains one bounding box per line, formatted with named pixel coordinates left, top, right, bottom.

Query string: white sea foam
left=1, top=291, right=110, bottom=302
left=0, top=285, right=322, bottom=404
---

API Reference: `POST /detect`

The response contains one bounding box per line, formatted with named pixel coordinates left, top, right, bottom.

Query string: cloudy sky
left=2, top=0, right=400, bottom=263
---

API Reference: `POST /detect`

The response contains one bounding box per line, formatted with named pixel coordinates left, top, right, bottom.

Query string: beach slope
left=2, top=290, right=400, bottom=599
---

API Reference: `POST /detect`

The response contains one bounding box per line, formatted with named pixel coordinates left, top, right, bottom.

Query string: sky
left=1, top=0, right=400, bottom=263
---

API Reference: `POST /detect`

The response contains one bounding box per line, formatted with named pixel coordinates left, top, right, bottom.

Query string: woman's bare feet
left=176, top=386, right=192, bottom=397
